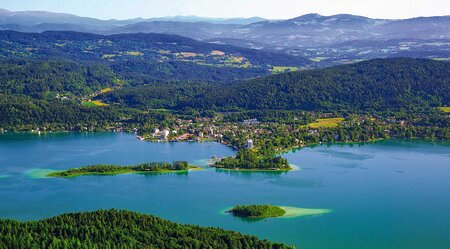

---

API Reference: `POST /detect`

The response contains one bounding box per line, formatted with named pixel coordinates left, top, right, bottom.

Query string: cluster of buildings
left=242, top=119, right=259, bottom=126
left=142, top=117, right=263, bottom=149
left=151, top=128, right=171, bottom=140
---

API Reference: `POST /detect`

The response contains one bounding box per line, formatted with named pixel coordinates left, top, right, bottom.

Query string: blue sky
left=1, top=0, right=449, bottom=20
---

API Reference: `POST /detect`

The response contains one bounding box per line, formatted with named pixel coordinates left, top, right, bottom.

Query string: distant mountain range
left=1, top=9, right=448, bottom=42
left=0, top=8, right=266, bottom=27
left=0, top=8, right=449, bottom=65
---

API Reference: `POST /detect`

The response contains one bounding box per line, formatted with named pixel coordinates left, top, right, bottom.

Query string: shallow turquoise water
left=0, top=132, right=449, bottom=249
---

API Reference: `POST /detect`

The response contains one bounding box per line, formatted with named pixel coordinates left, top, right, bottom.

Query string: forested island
left=0, top=209, right=292, bottom=248
left=48, top=161, right=196, bottom=178
left=231, top=205, right=287, bottom=218
left=228, top=205, right=332, bottom=219
left=213, top=149, right=291, bottom=171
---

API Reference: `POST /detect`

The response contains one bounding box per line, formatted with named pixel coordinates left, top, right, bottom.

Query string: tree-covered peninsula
left=0, top=209, right=292, bottom=249
left=231, top=205, right=287, bottom=219
left=48, top=161, right=194, bottom=178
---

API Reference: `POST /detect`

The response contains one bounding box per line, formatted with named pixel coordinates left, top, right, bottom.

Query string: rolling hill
left=100, top=58, right=450, bottom=111
left=0, top=30, right=310, bottom=83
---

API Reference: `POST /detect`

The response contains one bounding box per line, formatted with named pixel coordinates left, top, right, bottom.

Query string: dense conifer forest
left=101, top=58, right=450, bottom=111
left=0, top=210, right=291, bottom=249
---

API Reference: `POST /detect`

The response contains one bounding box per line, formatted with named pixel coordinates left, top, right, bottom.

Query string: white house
left=246, top=139, right=254, bottom=149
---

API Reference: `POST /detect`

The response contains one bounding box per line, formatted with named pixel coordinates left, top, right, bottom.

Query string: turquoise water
left=0, top=132, right=449, bottom=249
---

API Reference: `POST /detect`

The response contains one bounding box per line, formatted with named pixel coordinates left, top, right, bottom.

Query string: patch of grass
left=307, top=118, right=345, bottom=128
left=102, top=54, right=117, bottom=59
left=82, top=100, right=109, bottom=107
left=438, top=107, right=450, bottom=113
left=211, top=50, right=226, bottom=56
left=179, top=52, right=198, bottom=57
left=126, top=51, right=143, bottom=56
left=196, top=62, right=218, bottom=67
left=159, top=49, right=171, bottom=54
left=226, top=56, right=245, bottom=63
left=149, top=108, right=171, bottom=112
left=113, top=79, right=125, bottom=86
left=271, top=66, right=298, bottom=73
left=310, top=57, right=328, bottom=62
left=432, top=58, right=450, bottom=61
left=241, top=62, right=252, bottom=68
left=100, top=88, right=113, bottom=94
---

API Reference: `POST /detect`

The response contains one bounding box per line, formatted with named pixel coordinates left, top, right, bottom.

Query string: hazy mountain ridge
left=0, top=8, right=266, bottom=27
left=0, top=9, right=449, bottom=66
left=1, top=8, right=448, bottom=42
left=233, top=14, right=449, bottom=46
left=108, top=21, right=239, bottom=40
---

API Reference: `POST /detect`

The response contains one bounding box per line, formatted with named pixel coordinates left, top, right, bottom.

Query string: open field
left=310, top=57, right=328, bottom=62
left=102, top=54, right=116, bottom=59
left=211, top=50, right=226, bottom=56
left=307, top=118, right=345, bottom=128
left=226, top=56, right=245, bottom=63
left=179, top=52, right=198, bottom=57
left=271, top=66, right=299, bottom=73
left=432, top=58, right=450, bottom=61
left=82, top=100, right=109, bottom=107
left=126, top=51, right=143, bottom=56
left=438, top=107, right=450, bottom=112
left=100, top=88, right=113, bottom=94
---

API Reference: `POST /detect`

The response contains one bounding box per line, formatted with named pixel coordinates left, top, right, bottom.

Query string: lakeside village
left=3, top=110, right=447, bottom=162
left=129, top=112, right=445, bottom=159
left=136, top=118, right=258, bottom=151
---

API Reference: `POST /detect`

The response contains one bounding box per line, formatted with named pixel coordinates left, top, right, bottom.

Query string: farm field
left=82, top=100, right=109, bottom=107
left=306, top=118, right=345, bottom=128
left=272, top=66, right=299, bottom=73
left=438, top=106, right=450, bottom=112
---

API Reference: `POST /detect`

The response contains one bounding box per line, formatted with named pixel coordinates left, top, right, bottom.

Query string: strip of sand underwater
left=279, top=206, right=331, bottom=218
left=25, top=167, right=202, bottom=179
left=26, top=169, right=58, bottom=179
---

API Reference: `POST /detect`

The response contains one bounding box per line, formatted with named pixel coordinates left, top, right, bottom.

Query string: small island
left=214, top=149, right=291, bottom=171
left=230, top=205, right=287, bottom=218
left=228, top=205, right=332, bottom=219
left=48, top=161, right=199, bottom=178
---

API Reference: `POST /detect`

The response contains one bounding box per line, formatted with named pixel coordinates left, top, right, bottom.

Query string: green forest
left=1, top=56, right=449, bottom=130
left=0, top=29, right=449, bottom=249
left=214, top=149, right=291, bottom=170
left=0, top=209, right=291, bottom=249
left=0, top=30, right=308, bottom=83
left=48, top=161, right=191, bottom=177
left=231, top=205, right=287, bottom=219
left=101, top=58, right=450, bottom=111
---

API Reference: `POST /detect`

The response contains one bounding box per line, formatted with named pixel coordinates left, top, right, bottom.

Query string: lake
left=0, top=132, right=449, bottom=249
